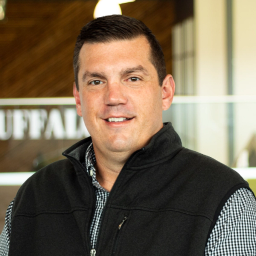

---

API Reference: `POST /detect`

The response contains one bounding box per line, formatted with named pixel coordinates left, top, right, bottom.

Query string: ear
left=73, top=82, right=82, bottom=117
left=161, top=74, right=175, bottom=110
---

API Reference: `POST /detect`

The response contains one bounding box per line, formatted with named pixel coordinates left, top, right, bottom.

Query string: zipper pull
left=118, top=216, right=128, bottom=230
left=90, top=249, right=96, bottom=256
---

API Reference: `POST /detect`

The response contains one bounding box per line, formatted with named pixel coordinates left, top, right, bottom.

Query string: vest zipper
left=90, top=249, right=96, bottom=256
left=112, top=216, right=128, bottom=255
left=88, top=189, right=97, bottom=256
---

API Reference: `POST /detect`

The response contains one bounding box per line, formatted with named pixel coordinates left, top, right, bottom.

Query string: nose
left=104, top=82, right=127, bottom=106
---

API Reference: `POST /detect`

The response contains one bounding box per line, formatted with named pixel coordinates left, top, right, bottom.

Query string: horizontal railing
left=0, top=96, right=255, bottom=185
left=0, top=95, right=256, bottom=106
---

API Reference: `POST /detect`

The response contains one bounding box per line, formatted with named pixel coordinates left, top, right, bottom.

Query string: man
left=0, top=15, right=256, bottom=256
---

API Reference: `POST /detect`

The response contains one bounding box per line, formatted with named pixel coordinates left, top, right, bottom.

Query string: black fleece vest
left=9, top=123, right=249, bottom=256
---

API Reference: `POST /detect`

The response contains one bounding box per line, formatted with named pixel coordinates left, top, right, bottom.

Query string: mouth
left=106, top=117, right=134, bottom=122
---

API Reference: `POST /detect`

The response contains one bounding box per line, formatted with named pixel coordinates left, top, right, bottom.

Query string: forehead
left=78, top=36, right=152, bottom=67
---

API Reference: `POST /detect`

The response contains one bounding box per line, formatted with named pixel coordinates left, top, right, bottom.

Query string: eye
left=128, top=77, right=140, bottom=82
left=89, top=80, right=103, bottom=85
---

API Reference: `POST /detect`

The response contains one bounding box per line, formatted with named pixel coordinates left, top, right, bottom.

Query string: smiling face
left=73, top=36, right=175, bottom=159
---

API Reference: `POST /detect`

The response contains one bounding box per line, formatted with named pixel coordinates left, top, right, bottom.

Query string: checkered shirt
left=85, top=143, right=110, bottom=249
left=1, top=143, right=256, bottom=255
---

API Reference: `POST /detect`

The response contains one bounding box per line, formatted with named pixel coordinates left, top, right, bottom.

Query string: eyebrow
left=81, top=65, right=149, bottom=82
left=82, top=71, right=106, bottom=82
left=121, top=65, right=149, bottom=76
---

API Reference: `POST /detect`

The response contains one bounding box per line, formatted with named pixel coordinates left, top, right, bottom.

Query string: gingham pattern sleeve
left=0, top=200, right=14, bottom=256
left=205, top=188, right=256, bottom=255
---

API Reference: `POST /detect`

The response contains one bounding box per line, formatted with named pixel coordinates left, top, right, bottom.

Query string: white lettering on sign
left=29, top=109, right=47, bottom=139
left=0, top=110, right=12, bottom=140
left=65, top=108, right=77, bottom=139
left=0, top=108, right=90, bottom=140
left=45, top=109, right=65, bottom=139
left=13, top=110, right=28, bottom=139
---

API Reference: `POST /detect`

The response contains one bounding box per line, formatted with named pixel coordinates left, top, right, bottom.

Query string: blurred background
left=0, top=0, right=256, bottom=230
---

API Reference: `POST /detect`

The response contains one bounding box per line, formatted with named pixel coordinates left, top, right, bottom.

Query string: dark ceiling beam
left=174, top=0, right=193, bottom=23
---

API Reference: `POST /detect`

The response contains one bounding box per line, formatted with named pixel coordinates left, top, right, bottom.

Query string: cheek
left=143, top=87, right=162, bottom=108
left=136, top=91, right=162, bottom=120
left=80, top=96, right=94, bottom=121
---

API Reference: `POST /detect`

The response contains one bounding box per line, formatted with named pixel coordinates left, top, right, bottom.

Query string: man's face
left=74, top=36, right=174, bottom=156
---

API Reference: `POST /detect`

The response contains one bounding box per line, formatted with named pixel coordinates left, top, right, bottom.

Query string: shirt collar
left=85, top=143, right=109, bottom=193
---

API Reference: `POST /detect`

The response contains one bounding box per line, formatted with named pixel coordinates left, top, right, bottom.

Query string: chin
left=106, top=140, right=133, bottom=153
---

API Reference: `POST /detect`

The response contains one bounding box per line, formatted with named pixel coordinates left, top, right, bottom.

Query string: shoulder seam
left=205, top=183, right=251, bottom=244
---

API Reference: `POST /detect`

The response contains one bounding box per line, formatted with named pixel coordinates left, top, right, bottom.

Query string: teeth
left=108, top=117, right=127, bottom=122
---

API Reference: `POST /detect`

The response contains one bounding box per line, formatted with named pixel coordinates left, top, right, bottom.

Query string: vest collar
left=63, top=122, right=182, bottom=169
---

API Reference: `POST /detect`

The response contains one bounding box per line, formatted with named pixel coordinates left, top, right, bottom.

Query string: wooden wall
left=0, top=1, right=175, bottom=173
left=0, top=0, right=175, bottom=231
left=0, top=0, right=174, bottom=98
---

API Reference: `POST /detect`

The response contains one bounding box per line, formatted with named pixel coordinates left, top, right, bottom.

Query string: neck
left=93, top=147, right=131, bottom=192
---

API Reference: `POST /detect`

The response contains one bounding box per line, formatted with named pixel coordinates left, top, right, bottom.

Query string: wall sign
left=0, top=107, right=89, bottom=140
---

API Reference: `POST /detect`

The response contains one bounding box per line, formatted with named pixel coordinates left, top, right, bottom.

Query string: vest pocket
left=112, top=215, right=128, bottom=255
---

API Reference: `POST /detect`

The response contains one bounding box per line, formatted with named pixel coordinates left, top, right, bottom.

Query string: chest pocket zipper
left=112, top=216, right=128, bottom=255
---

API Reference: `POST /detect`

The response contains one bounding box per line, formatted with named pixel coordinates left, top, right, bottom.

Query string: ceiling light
left=116, top=0, right=135, bottom=3
left=94, top=0, right=122, bottom=19
left=93, top=0, right=135, bottom=19
left=0, top=0, right=7, bottom=21
left=0, top=6, right=4, bottom=20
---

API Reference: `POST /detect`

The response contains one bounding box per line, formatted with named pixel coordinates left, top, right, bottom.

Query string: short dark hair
left=73, top=15, right=166, bottom=90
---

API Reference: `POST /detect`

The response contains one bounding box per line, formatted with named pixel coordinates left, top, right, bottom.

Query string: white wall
left=194, top=0, right=228, bottom=164
left=195, top=0, right=227, bottom=96
left=233, top=0, right=256, bottom=162
left=233, top=0, right=256, bottom=95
